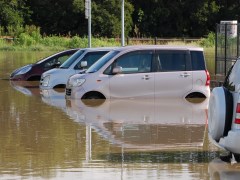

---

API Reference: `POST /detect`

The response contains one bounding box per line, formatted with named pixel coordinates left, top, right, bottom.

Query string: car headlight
left=15, top=65, right=32, bottom=76
left=71, top=78, right=85, bottom=87
left=41, top=75, right=50, bottom=87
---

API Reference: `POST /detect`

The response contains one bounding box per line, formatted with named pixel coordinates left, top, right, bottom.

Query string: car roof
left=112, top=45, right=203, bottom=52
left=81, top=47, right=117, bottom=52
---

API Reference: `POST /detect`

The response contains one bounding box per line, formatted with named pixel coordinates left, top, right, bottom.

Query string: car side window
left=44, top=54, right=73, bottom=68
left=74, top=51, right=108, bottom=69
left=58, top=54, right=73, bottom=64
left=107, top=50, right=153, bottom=74
left=155, top=50, right=188, bottom=72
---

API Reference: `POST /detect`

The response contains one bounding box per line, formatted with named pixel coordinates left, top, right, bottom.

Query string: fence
left=125, top=37, right=201, bottom=45
left=215, top=23, right=240, bottom=76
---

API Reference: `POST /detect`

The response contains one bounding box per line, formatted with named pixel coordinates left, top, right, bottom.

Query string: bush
left=0, top=24, right=217, bottom=51
left=40, top=35, right=69, bottom=47
left=92, top=37, right=120, bottom=47
left=200, top=32, right=215, bottom=47
left=16, top=33, right=36, bottom=46
left=68, top=36, right=86, bottom=48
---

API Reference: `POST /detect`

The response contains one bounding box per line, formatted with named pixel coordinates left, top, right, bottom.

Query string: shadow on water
left=98, top=151, right=220, bottom=164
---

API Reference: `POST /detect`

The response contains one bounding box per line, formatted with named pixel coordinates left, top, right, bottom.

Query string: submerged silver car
left=66, top=45, right=210, bottom=99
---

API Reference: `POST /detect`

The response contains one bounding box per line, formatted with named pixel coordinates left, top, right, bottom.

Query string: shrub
left=16, top=33, right=36, bottom=46
left=40, top=35, right=68, bottom=47
left=200, top=32, right=215, bottom=47
left=68, top=36, right=85, bottom=48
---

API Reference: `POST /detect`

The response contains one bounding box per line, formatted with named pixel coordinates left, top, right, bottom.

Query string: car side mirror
left=51, top=61, right=61, bottom=68
left=81, top=61, right=87, bottom=68
left=112, top=66, right=122, bottom=74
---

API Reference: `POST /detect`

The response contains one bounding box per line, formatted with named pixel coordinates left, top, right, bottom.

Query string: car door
left=108, top=50, right=155, bottom=98
left=154, top=50, right=193, bottom=98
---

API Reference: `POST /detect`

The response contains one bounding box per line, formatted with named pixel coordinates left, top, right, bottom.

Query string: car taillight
left=205, top=70, right=210, bottom=86
left=235, top=103, right=240, bottom=124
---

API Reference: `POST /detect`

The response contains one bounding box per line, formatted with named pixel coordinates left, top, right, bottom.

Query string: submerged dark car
left=10, top=48, right=79, bottom=81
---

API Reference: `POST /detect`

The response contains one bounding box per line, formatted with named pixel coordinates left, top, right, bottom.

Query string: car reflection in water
left=10, top=80, right=40, bottom=96
left=66, top=98, right=209, bottom=151
left=40, top=88, right=66, bottom=111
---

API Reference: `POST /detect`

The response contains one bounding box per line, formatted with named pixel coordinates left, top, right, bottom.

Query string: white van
left=65, top=45, right=210, bottom=99
left=39, top=47, right=113, bottom=89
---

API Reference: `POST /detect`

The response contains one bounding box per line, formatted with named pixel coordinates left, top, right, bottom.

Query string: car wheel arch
left=53, top=84, right=66, bottom=88
left=27, top=75, right=41, bottom=81
left=81, top=91, right=106, bottom=99
left=185, top=91, right=207, bottom=98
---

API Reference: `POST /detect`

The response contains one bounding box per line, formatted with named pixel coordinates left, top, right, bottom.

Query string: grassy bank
left=0, top=25, right=215, bottom=51
left=0, top=36, right=214, bottom=51
left=0, top=36, right=123, bottom=51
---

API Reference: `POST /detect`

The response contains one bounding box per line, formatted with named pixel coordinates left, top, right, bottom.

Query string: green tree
left=217, top=0, right=240, bottom=21
left=0, top=0, right=31, bottom=33
left=182, top=0, right=220, bottom=37
left=130, top=0, right=220, bottom=37
left=91, top=0, right=133, bottom=37
left=27, top=0, right=86, bottom=36
left=27, top=0, right=134, bottom=38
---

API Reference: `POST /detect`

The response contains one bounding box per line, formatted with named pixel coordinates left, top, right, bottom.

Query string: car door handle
left=142, top=75, right=150, bottom=80
left=180, top=73, right=191, bottom=77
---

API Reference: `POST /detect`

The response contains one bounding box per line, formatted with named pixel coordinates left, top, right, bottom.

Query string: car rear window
left=190, top=51, right=205, bottom=70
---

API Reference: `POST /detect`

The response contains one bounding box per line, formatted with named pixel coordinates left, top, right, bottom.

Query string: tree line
left=0, top=0, right=239, bottom=38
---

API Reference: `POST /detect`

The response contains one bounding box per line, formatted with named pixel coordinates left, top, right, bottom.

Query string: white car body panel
left=154, top=71, right=193, bottom=98
left=109, top=72, right=155, bottom=98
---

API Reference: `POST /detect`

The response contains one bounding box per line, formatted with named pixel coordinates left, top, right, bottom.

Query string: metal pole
left=237, top=24, right=239, bottom=58
left=121, top=0, right=125, bottom=46
left=215, top=24, right=218, bottom=75
left=88, top=0, right=92, bottom=48
left=224, top=24, right=227, bottom=76
left=85, top=125, right=92, bottom=162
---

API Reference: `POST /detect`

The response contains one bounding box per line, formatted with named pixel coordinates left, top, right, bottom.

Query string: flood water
left=1, top=51, right=240, bottom=180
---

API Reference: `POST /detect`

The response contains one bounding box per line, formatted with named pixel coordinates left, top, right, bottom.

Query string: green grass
left=0, top=25, right=215, bottom=51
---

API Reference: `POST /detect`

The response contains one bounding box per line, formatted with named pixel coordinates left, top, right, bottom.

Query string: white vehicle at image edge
left=39, top=47, right=114, bottom=89
left=208, top=57, right=240, bottom=162
left=65, top=45, right=210, bottom=99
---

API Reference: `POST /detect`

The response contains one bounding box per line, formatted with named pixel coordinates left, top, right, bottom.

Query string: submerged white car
left=208, top=58, right=240, bottom=162
left=39, top=47, right=113, bottom=89
left=66, top=45, right=210, bottom=99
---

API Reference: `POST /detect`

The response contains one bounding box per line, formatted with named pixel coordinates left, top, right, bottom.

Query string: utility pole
left=85, top=0, right=91, bottom=48
left=121, top=0, right=125, bottom=46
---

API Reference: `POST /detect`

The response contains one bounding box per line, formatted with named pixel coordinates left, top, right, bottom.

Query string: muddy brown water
left=0, top=51, right=239, bottom=179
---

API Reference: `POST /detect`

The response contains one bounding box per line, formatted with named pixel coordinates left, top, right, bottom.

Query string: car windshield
left=86, top=50, right=120, bottom=73
left=60, top=50, right=85, bottom=69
